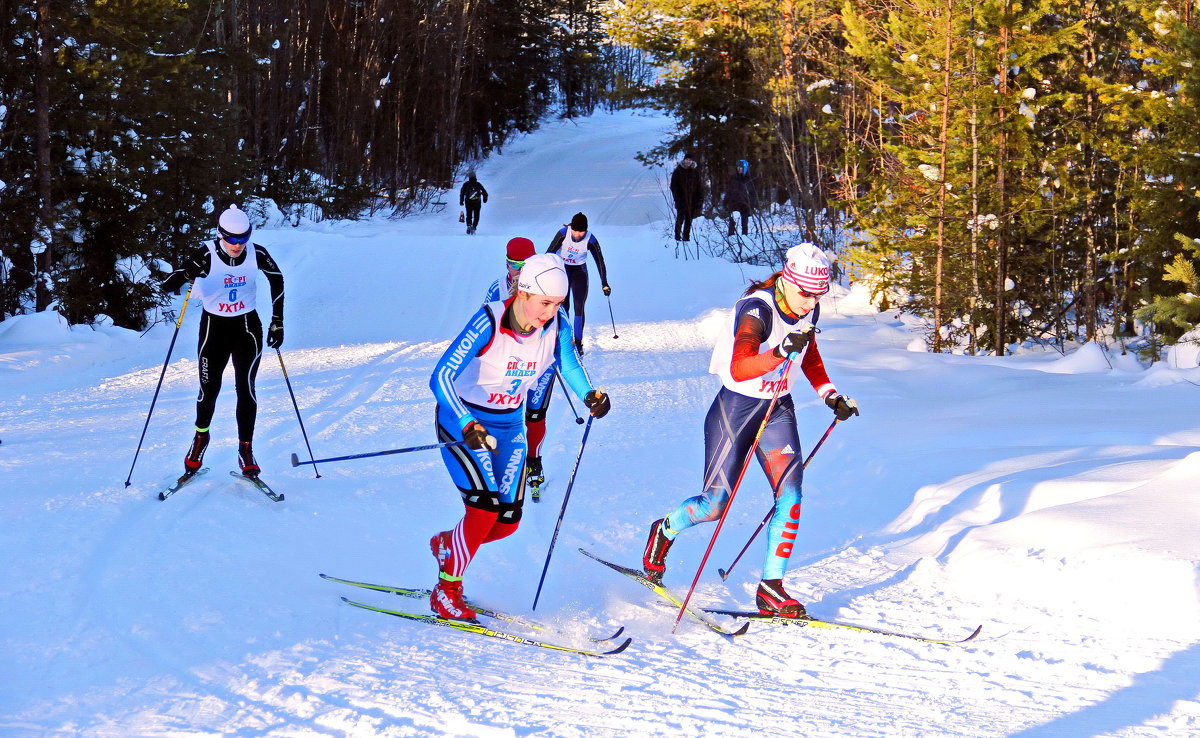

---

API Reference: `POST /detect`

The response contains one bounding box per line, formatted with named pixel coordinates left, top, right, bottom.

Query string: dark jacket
left=459, top=178, right=488, bottom=206
left=723, top=172, right=758, bottom=211
left=670, top=164, right=705, bottom=219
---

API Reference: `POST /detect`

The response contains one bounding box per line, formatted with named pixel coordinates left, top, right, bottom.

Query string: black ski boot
left=642, top=518, right=674, bottom=584
left=526, top=456, right=545, bottom=500
left=184, top=429, right=210, bottom=473
left=756, top=579, right=808, bottom=618
left=237, top=441, right=260, bottom=479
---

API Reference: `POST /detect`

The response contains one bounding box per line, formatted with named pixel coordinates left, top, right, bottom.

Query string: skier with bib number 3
left=160, top=205, right=285, bottom=480
left=428, top=252, right=612, bottom=620
left=640, top=243, right=858, bottom=618
left=482, top=237, right=557, bottom=500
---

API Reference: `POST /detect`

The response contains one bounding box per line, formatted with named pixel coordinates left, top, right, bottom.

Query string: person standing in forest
left=427, top=253, right=612, bottom=620
left=160, top=205, right=285, bottom=479
left=547, top=212, right=609, bottom=355
left=459, top=172, right=489, bottom=235
left=723, top=159, right=757, bottom=237
left=670, top=152, right=705, bottom=242
left=640, top=242, right=859, bottom=617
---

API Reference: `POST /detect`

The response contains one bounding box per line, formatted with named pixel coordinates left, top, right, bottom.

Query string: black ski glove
left=584, top=390, right=611, bottom=419
left=463, top=421, right=497, bottom=451
left=825, top=393, right=859, bottom=421
left=775, top=322, right=815, bottom=358
left=602, top=285, right=612, bottom=296
left=267, top=320, right=285, bottom=349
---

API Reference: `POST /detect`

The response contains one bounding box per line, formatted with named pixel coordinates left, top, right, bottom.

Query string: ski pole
left=276, top=347, right=320, bottom=479
left=124, top=284, right=192, bottom=487
left=606, top=294, right=619, bottom=339
left=555, top=368, right=585, bottom=425
left=290, top=440, right=464, bottom=467
left=672, top=356, right=797, bottom=633
left=532, top=408, right=597, bottom=611
left=717, top=417, right=840, bottom=581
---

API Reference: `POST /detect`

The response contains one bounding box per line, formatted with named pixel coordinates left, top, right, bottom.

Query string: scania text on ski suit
left=428, top=253, right=612, bottom=620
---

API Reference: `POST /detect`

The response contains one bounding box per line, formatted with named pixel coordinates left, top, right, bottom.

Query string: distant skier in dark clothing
left=670, top=152, right=705, bottom=242
left=459, top=172, right=488, bottom=234
left=547, top=212, right=610, bottom=354
left=161, top=205, right=285, bottom=479
left=723, top=159, right=758, bottom=236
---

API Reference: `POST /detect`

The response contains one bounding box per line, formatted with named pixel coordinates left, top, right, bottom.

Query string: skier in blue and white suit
left=426, top=253, right=612, bottom=620
left=483, top=237, right=558, bottom=495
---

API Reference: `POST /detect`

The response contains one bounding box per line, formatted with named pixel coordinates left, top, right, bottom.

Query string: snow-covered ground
left=2, top=110, right=1200, bottom=737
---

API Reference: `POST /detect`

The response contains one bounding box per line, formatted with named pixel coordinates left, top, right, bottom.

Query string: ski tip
left=290, top=453, right=300, bottom=467
left=604, top=637, right=634, bottom=655
left=732, top=622, right=751, bottom=637
left=157, top=491, right=167, bottom=501
left=962, top=624, right=983, bottom=643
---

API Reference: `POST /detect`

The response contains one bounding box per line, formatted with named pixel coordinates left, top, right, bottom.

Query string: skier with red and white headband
left=641, top=242, right=859, bottom=617
left=428, top=252, right=612, bottom=620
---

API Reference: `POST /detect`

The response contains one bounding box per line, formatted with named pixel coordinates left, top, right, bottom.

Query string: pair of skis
left=577, top=549, right=981, bottom=646
left=158, top=468, right=284, bottom=502
left=322, top=573, right=632, bottom=658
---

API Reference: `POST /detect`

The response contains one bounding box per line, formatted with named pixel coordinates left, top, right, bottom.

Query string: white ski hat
left=517, top=253, right=569, bottom=297
left=218, top=204, right=252, bottom=240
left=781, top=242, right=831, bottom=295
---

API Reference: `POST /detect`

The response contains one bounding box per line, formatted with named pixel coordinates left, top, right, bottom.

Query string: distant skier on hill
left=459, top=172, right=488, bottom=235
left=427, top=253, right=612, bottom=620
left=160, top=205, right=285, bottom=480
left=640, top=242, right=859, bottom=618
left=546, top=211, right=609, bottom=354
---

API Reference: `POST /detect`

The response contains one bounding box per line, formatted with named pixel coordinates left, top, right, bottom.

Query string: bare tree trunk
left=1082, top=9, right=1099, bottom=342
left=33, top=0, right=53, bottom=311
left=932, top=0, right=954, bottom=353
left=993, top=4, right=1010, bottom=356
left=968, top=1, right=980, bottom=355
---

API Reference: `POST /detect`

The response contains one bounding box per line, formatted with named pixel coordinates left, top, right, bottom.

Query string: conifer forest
left=3, top=0, right=1200, bottom=358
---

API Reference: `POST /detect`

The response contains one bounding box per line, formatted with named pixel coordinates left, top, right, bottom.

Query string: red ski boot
left=430, top=578, right=476, bottom=621
left=184, top=429, right=210, bottom=472
left=237, top=441, right=260, bottom=479
left=642, top=518, right=674, bottom=584
left=756, top=579, right=808, bottom=618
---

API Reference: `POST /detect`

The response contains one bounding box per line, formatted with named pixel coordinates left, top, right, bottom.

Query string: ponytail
left=744, top=271, right=783, bottom=296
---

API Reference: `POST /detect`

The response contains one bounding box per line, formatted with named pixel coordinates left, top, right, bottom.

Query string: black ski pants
left=195, top=310, right=263, bottom=442
left=464, top=200, right=482, bottom=229
left=564, top=263, right=589, bottom=338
